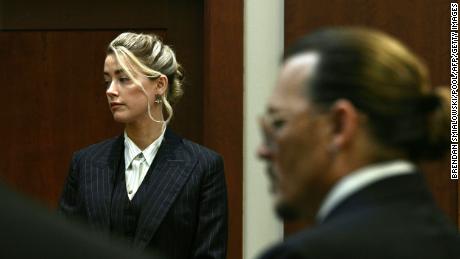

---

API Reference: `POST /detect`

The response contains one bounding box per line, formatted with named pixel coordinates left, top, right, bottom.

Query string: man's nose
left=257, top=142, right=274, bottom=161
left=258, top=115, right=277, bottom=160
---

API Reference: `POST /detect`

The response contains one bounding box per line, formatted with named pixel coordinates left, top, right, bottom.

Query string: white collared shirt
left=316, top=160, right=416, bottom=222
left=124, top=129, right=165, bottom=200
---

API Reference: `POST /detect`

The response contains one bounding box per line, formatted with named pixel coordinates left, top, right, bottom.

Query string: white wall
left=243, top=1, right=284, bottom=259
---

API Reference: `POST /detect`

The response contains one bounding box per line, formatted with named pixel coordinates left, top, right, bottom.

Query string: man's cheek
left=278, top=134, right=301, bottom=158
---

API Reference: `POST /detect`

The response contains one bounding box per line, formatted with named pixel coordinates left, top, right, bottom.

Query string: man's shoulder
left=257, top=227, right=330, bottom=259
left=259, top=210, right=460, bottom=259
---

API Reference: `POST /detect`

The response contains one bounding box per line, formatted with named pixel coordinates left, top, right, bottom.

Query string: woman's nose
left=106, top=81, right=118, bottom=97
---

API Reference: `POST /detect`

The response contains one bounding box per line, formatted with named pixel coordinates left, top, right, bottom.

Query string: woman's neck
left=125, top=118, right=164, bottom=150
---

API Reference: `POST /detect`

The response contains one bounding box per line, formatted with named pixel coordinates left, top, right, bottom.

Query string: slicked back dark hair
left=284, top=27, right=449, bottom=160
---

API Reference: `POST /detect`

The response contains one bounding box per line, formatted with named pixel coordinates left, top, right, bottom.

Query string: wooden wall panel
left=204, top=0, right=244, bottom=258
left=284, top=0, right=456, bottom=235
left=0, top=31, right=124, bottom=205
left=285, top=0, right=451, bottom=87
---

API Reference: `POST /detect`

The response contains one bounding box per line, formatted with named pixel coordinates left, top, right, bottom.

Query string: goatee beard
left=275, top=202, right=300, bottom=221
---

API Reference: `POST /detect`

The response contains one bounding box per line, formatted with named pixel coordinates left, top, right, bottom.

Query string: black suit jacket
left=59, top=129, right=228, bottom=259
left=0, top=182, right=157, bottom=259
left=259, top=172, right=460, bottom=259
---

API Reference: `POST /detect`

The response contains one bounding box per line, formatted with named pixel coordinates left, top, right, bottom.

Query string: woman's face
left=104, top=54, right=155, bottom=124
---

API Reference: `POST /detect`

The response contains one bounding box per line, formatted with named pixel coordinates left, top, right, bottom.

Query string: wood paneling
left=284, top=0, right=456, bottom=236
left=204, top=0, right=244, bottom=258
left=0, top=31, right=126, bottom=205
left=285, top=0, right=451, bottom=92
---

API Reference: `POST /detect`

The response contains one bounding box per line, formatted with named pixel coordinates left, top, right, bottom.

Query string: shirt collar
left=124, top=128, right=166, bottom=169
left=316, top=160, right=416, bottom=222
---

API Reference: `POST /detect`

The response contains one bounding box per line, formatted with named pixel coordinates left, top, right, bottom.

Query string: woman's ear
left=155, top=75, right=169, bottom=96
left=329, top=99, right=360, bottom=149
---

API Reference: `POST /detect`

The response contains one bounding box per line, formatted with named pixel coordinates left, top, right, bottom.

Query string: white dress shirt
left=124, top=129, right=165, bottom=200
left=316, top=160, right=416, bottom=222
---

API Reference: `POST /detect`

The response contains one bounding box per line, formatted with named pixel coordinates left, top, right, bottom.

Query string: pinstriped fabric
left=110, top=156, right=127, bottom=236
left=133, top=132, right=198, bottom=249
left=59, top=129, right=228, bottom=259
left=59, top=135, right=123, bottom=231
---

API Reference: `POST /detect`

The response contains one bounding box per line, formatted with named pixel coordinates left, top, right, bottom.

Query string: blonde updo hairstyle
left=107, top=32, right=184, bottom=124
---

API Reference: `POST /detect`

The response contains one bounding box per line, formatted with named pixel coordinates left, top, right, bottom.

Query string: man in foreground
left=257, top=27, right=459, bottom=259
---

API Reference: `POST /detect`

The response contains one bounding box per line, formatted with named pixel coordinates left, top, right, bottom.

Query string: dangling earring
left=154, top=95, right=163, bottom=104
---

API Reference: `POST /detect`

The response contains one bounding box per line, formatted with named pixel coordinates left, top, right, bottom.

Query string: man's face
left=258, top=53, right=332, bottom=219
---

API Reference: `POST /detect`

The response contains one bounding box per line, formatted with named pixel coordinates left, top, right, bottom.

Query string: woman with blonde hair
left=59, top=32, right=228, bottom=259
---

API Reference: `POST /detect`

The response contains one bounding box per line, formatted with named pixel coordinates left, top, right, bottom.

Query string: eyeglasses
left=259, top=112, right=290, bottom=151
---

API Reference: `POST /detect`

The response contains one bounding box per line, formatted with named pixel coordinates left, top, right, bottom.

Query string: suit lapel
left=133, top=129, right=197, bottom=248
left=84, top=135, right=124, bottom=230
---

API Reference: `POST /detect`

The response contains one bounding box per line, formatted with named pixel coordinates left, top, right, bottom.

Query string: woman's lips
left=110, top=102, right=123, bottom=109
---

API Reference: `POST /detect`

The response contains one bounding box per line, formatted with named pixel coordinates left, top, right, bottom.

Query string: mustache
left=275, top=202, right=300, bottom=221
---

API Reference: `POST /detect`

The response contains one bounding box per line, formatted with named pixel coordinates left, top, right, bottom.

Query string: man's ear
left=155, top=75, right=169, bottom=95
left=329, top=99, right=360, bottom=149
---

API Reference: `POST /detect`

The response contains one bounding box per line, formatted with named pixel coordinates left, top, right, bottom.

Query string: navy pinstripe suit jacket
left=59, top=129, right=228, bottom=259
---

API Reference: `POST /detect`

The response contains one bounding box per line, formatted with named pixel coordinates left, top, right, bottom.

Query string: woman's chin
left=112, top=114, right=132, bottom=124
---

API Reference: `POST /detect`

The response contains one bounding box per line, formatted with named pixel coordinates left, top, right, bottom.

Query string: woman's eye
left=119, top=77, right=131, bottom=84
